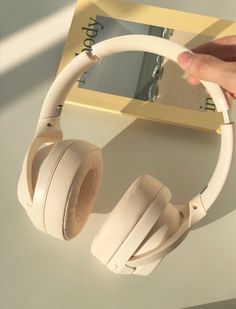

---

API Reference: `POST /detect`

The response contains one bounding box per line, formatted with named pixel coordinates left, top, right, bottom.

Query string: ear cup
left=130, top=203, right=182, bottom=275
left=31, top=144, right=54, bottom=190
left=32, top=139, right=102, bottom=240
left=133, top=203, right=182, bottom=256
left=17, top=144, right=53, bottom=210
left=91, top=174, right=164, bottom=265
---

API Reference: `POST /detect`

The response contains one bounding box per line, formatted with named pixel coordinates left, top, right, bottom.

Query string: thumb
left=177, top=51, right=236, bottom=95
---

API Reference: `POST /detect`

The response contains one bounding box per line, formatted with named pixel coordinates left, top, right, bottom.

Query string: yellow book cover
left=58, top=0, right=236, bottom=132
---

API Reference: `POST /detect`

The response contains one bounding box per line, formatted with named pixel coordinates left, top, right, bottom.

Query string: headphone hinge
left=188, top=194, right=207, bottom=226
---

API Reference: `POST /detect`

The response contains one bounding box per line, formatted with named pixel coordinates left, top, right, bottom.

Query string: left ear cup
left=31, top=139, right=102, bottom=240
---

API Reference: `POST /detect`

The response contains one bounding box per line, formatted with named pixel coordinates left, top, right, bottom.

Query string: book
left=58, top=0, right=236, bottom=133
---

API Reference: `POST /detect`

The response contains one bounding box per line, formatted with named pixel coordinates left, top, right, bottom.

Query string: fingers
left=178, top=52, right=236, bottom=95
left=208, top=35, right=236, bottom=45
left=192, top=35, right=236, bottom=61
left=192, top=43, right=236, bottom=62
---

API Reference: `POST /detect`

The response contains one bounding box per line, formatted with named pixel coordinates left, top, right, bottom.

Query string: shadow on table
left=183, top=298, right=236, bottom=309
left=93, top=118, right=235, bottom=230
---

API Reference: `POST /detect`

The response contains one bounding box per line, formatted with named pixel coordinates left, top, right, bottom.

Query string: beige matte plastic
left=200, top=123, right=234, bottom=210
left=39, top=52, right=96, bottom=119
left=131, top=203, right=183, bottom=275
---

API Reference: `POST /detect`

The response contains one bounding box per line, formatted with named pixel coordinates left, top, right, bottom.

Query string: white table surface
left=1, top=1, right=236, bottom=308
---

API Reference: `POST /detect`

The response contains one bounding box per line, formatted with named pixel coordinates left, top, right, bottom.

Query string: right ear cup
left=31, top=139, right=102, bottom=240
left=91, top=175, right=170, bottom=272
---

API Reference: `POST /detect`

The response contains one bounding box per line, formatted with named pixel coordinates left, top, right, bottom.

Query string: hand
left=177, top=35, right=236, bottom=99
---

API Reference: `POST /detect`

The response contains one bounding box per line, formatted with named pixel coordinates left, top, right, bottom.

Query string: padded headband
left=29, top=35, right=233, bottom=213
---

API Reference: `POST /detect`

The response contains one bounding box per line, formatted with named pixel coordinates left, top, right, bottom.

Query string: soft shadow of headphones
left=17, top=35, right=234, bottom=276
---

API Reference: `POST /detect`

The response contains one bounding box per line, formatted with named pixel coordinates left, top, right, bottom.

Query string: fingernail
left=178, top=52, right=193, bottom=70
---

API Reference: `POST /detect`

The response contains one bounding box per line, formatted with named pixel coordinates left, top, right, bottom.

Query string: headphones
left=18, top=35, right=234, bottom=276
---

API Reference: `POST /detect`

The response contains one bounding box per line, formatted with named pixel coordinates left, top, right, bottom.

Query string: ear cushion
left=91, top=174, right=164, bottom=265
left=32, top=139, right=102, bottom=240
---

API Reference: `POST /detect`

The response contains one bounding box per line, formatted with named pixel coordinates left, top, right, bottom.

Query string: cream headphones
left=18, top=35, right=234, bottom=276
